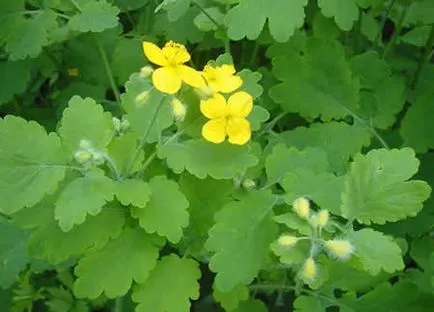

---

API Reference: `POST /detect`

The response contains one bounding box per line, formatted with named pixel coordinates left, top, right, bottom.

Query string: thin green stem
left=375, top=0, right=397, bottom=47
left=383, top=6, right=409, bottom=59
left=411, top=25, right=434, bottom=89
left=126, top=99, right=165, bottom=177
left=249, top=42, right=260, bottom=67
left=114, top=297, right=123, bottom=312
left=96, top=37, right=121, bottom=104
left=70, top=0, right=83, bottom=11
left=255, top=112, right=288, bottom=138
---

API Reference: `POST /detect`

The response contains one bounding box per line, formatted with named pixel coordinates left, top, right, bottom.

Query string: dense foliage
left=0, top=0, right=434, bottom=311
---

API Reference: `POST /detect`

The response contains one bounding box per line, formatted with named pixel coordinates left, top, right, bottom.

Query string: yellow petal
left=219, top=64, right=236, bottom=75
left=202, top=119, right=226, bottom=144
left=213, top=75, right=243, bottom=93
left=152, top=67, right=182, bottom=94
left=227, top=117, right=251, bottom=145
left=177, top=65, right=206, bottom=88
left=227, top=91, right=253, bottom=117
left=142, top=41, right=169, bottom=66
left=200, top=93, right=227, bottom=119
left=162, top=41, right=190, bottom=64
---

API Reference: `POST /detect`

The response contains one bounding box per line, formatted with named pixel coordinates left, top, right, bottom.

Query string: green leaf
left=13, top=198, right=125, bottom=265
left=318, top=0, right=359, bottom=31
left=131, top=176, right=189, bottom=243
left=237, top=69, right=263, bottom=99
left=279, top=122, right=371, bottom=174
left=194, top=7, right=224, bottom=32
left=410, top=236, right=434, bottom=270
left=274, top=212, right=312, bottom=236
left=0, top=60, right=31, bottom=105
left=113, top=0, right=148, bottom=12
left=55, top=169, right=115, bottom=231
left=270, top=35, right=360, bottom=121
left=111, top=38, right=147, bottom=84
left=158, top=139, right=258, bottom=179
left=179, top=174, right=233, bottom=256
left=270, top=238, right=310, bottom=265
left=341, top=148, right=431, bottom=224
left=121, top=73, right=173, bottom=143
left=400, top=92, right=434, bottom=153
left=205, top=190, right=278, bottom=291
left=58, top=95, right=115, bottom=153
left=74, top=227, right=160, bottom=299
left=133, top=254, right=200, bottom=312
left=0, top=219, right=28, bottom=288
left=107, top=133, right=144, bottom=176
left=281, top=169, right=345, bottom=216
left=350, top=51, right=405, bottom=129
left=351, top=229, right=404, bottom=275
left=0, top=115, right=67, bottom=214
left=213, top=284, right=249, bottom=312
left=400, top=26, right=431, bottom=47
left=294, top=296, right=325, bottom=312
left=405, top=0, right=434, bottom=25
left=69, top=0, right=120, bottom=33
left=225, top=0, right=308, bottom=42
left=115, top=179, right=151, bottom=208
left=265, top=144, right=331, bottom=185
left=160, top=0, right=191, bottom=21
left=234, top=299, right=268, bottom=312
left=1, top=10, right=58, bottom=60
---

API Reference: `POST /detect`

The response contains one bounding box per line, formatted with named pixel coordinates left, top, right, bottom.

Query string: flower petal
left=200, top=93, right=227, bottom=119
left=178, top=65, right=206, bottom=88
left=202, top=119, right=227, bottom=144
left=162, top=41, right=190, bottom=64
left=227, top=91, right=253, bottom=117
left=152, top=67, right=182, bottom=94
left=213, top=75, right=243, bottom=93
left=227, top=117, right=251, bottom=145
left=142, top=41, right=169, bottom=66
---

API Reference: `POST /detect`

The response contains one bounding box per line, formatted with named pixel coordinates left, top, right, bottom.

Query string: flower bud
left=277, top=235, right=298, bottom=248
left=293, top=197, right=310, bottom=219
left=135, top=91, right=150, bottom=107
left=112, top=117, right=121, bottom=132
left=139, top=66, right=154, bottom=78
left=68, top=68, right=79, bottom=77
left=242, top=178, right=256, bottom=189
left=171, top=98, right=186, bottom=121
left=195, top=85, right=214, bottom=100
left=120, top=119, right=130, bottom=131
left=325, top=239, right=354, bottom=260
left=74, top=150, right=93, bottom=164
left=79, top=139, right=92, bottom=151
left=302, top=257, right=316, bottom=281
left=317, top=210, right=329, bottom=228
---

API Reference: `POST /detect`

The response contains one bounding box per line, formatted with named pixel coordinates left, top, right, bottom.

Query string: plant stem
left=383, top=5, right=409, bottom=59
left=375, top=0, right=397, bottom=47
left=114, top=297, right=123, bottom=312
left=96, top=37, right=121, bottom=104
left=249, top=42, right=260, bottom=68
left=411, top=25, right=434, bottom=89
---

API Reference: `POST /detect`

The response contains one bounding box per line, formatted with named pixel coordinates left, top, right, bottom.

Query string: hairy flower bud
left=293, top=197, right=310, bottom=219
left=74, top=150, right=93, bottom=164
left=302, top=257, right=317, bottom=281
left=277, top=235, right=298, bottom=248
left=317, top=210, right=329, bottom=228
left=171, top=98, right=186, bottom=121
left=242, top=178, right=256, bottom=189
left=135, top=91, right=150, bottom=107
left=325, top=239, right=354, bottom=260
left=79, top=139, right=92, bottom=151
left=139, top=65, right=154, bottom=78
left=112, top=117, right=122, bottom=132
left=120, top=118, right=130, bottom=132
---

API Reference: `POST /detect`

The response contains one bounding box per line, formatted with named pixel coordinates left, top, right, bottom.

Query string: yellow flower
left=202, top=64, right=243, bottom=94
left=200, top=92, right=253, bottom=145
left=142, top=41, right=204, bottom=94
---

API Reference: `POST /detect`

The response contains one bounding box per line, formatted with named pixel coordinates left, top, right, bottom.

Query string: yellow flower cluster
left=142, top=40, right=253, bottom=145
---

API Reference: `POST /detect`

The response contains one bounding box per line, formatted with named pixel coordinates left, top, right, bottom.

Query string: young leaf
left=69, top=0, right=120, bottom=33
left=55, top=169, right=116, bottom=231
left=270, top=36, right=360, bottom=121
left=74, top=227, right=160, bottom=299
left=317, top=0, right=359, bottom=31
left=0, top=116, right=67, bottom=214
left=115, top=179, right=151, bottom=208
left=58, top=95, right=115, bottom=153
left=158, top=139, right=258, bottom=179
left=14, top=199, right=125, bottom=265
left=0, top=219, right=28, bottom=288
left=205, top=190, right=278, bottom=292
left=121, top=73, right=173, bottom=143
left=341, top=148, right=431, bottom=224
left=351, top=228, right=404, bottom=275
left=132, top=254, right=201, bottom=312
left=265, top=144, right=331, bottom=185
left=225, top=0, right=308, bottom=42
left=279, top=122, right=371, bottom=174
left=131, top=176, right=189, bottom=243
